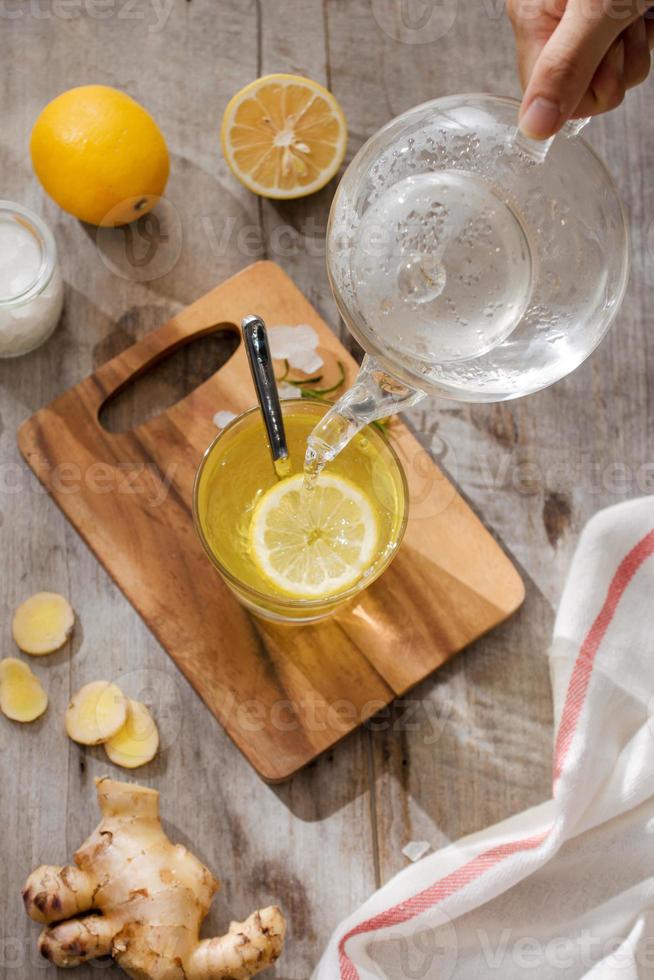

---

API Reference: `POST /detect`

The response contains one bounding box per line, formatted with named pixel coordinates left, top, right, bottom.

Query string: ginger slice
left=104, top=699, right=159, bottom=769
left=65, top=681, right=127, bottom=745
left=13, top=592, right=75, bottom=656
left=0, top=658, right=48, bottom=723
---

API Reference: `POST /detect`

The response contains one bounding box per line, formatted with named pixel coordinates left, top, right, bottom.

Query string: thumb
left=518, top=4, right=622, bottom=138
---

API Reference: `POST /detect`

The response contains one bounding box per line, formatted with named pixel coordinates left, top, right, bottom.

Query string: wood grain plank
left=256, top=0, right=343, bottom=342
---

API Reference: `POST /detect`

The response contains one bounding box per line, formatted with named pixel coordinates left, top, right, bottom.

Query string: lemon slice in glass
left=221, top=73, right=348, bottom=199
left=249, top=474, right=379, bottom=598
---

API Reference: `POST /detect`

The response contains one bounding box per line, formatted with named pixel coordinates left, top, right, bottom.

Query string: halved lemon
left=249, top=474, right=378, bottom=598
left=221, top=73, right=348, bottom=199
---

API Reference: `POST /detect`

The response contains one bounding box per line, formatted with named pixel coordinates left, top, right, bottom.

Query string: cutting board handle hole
left=99, top=323, right=240, bottom=433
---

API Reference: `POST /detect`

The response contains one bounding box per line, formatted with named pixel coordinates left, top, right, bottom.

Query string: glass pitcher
left=306, top=93, right=630, bottom=472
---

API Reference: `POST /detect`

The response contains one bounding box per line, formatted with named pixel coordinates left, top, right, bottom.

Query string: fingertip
left=518, top=96, right=563, bottom=139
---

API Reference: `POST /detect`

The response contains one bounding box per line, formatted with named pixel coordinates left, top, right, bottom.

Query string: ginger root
left=13, top=592, right=75, bottom=655
left=23, top=777, right=286, bottom=979
left=0, top=658, right=48, bottom=722
left=104, top=699, right=159, bottom=769
left=65, top=681, right=127, bottom=745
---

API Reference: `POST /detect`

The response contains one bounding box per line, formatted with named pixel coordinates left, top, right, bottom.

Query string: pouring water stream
left=304, top=355, right=424, bottom=488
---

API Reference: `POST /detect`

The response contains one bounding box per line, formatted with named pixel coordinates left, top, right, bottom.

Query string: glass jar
left=0, top=201, right=64, bottom=358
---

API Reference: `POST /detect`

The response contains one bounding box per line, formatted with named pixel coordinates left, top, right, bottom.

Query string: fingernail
left=519, top=97, right=561, bottom=140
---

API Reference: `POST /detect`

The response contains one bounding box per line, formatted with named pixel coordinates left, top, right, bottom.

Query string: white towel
left=314, top=497, right=654, bottom=979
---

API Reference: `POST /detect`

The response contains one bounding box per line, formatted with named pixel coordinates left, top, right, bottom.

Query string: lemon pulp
left=221, top=73, right=347, bottom=199
left=195, top=403, right=407, bottom=618
left=249, top=474, right=378, bottom=598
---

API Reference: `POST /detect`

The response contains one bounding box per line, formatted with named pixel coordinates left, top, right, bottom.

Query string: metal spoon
left=242, top=314, right=290, bottom=477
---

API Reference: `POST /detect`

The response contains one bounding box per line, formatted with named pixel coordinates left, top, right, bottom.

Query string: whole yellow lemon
left=30, top=85, right=170, bottom=227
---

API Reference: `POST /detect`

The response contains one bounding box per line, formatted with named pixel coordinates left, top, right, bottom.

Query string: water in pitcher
left=352, top=171, right=532, bottom=361
left=305, top=169, right=533, bottom=486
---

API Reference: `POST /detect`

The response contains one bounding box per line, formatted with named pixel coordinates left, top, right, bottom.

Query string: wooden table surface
left=1, top=3, right=652, bottom=978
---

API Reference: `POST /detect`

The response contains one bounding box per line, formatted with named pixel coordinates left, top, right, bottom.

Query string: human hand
left=507, top=0, right=654, bottom=138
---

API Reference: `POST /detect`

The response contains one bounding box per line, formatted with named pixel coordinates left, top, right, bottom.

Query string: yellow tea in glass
left=193, top=400, right=407, bottom=622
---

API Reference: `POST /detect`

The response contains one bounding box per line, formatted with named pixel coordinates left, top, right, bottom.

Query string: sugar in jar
left=0, top=201, right=64, bottom=357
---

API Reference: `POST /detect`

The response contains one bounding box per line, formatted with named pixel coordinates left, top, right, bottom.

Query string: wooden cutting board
left=18, top=261, right=524, bottom=781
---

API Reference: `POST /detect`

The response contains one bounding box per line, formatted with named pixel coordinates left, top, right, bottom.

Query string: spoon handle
left=242, top=314, right=289, bottom=464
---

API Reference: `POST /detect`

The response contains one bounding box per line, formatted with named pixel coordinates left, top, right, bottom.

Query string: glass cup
left=193, top=399, right=408, bottom=623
